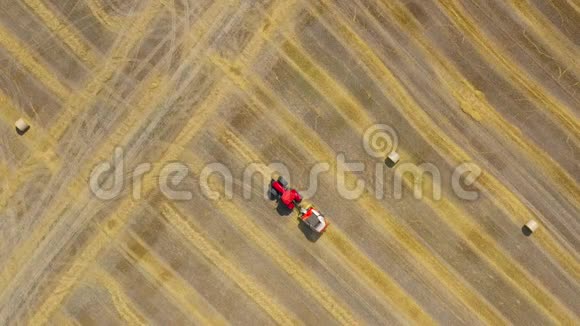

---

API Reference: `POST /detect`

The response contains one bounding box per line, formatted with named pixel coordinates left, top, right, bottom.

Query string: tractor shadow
left=297, top=221, right=322, bottom=243
left=275, top=202, right=293, bottom=216
left=268, top=188, right=293, bottom=216
left=267, top=185, right=321, bottom=242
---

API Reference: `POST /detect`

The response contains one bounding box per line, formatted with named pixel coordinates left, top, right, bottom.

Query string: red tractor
left=269, top=176, right=302, bottom=210
left=269, top=176, right=330, bottom=235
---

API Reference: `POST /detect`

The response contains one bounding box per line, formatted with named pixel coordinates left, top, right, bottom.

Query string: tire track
left=33, top=5, right=363, bottom=317
left=0, top=0, right=219, bottom=218
left=21, top=0, right=100, bottom=66
left=26, top=198, right=141, bottom=325
left=435, top=0, right=580, bottom=141
left=26, top=196, right=215, bottom=325
left=29, top=75, right=351, bottom=325
left=3, top=11, right=217, bottom=316
left=0, top=89, right=57, bottom=171
left=47, top=0, right=166, bottom=141
left=347, top=0, right=580, bottom=268
left=86, top=0, right=124, bottom=32
left=301, top=0, right=580, bottom=281
left=0, top=0, right=167, bottom=211
left=211, top=56, right=509, bottom=325
left=0, top=72, right=170, bottom=318
left=0, top=0, right=214, bottom=218
left=0, top=0, right=213, bottom=214
left=33, top=79, right=229, bottom=324
left=175, top=155, right=359, bottom=325
left=50, top=310, right=80, bottom=326
left=160, top=203, right=299, bottom=326
left=0, top=26, right=70, bottom=99
left=18, top=2, right=291, bottom=321
left=270, top=8, right=579, bottom=320
left=302, top=4, right=575, bottom=320
left=219, top=128, right=434, bottom=325
left=145, top=21, right=361, bottom=324
left=89, top=267, right=148, bottom=326
left=507, top=0, right=579, bottom=77
left=0, top=159, right=48, bottom=209
left=115, top=231, right=227, bottom=325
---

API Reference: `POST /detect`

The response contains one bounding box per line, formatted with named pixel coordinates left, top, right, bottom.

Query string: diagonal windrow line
left=218, top=127, right=435, bottom=325
left=0, top=0, right=207, bottom=114
left=22, top=0, right=100, bottom=66
left=170, top=152, right=359, bottom=325
left=0, top=0, right=216, bottom=214
left=435, top=0, right=580, bottom=141
left=565, top=0, right=580, bottom=13
left=86, top=0, right=124, bottom=31
left=159, top=203, right=299, bottom=325
left=326, top=0, right=580, bottom=276
left=112, top=229, right=229, bottom=325
left=0, top=89, right=58, bottom=171
left=506, top=0, right=580, bottom=77
left=50, top=310, right=80, bottom=326
left=427, top=0, right=580, bottom=273
left=0, top=26, right=70, bottom=99
left=0, top=0, right=168, bottom=212
left=34, top=2, right=362, bottom=324
left=88, top=267, right=148, bottom=326
left=47, top=0, right=168, bottom=141
left=314, top=0, right=580, bottom=276
left=0, top=0, right=237, bottom=319
left=20, top=2, right=313, bottom=324
left=211, top=55, right=510, bottom=325
left=0, top=71, right=170, bottom=323
left=254, top=2, right=578, bottom=322
left=0, top=0, right=227, bottom=221
left=107, top=2, right=358, bottom=323
left=367, top=0, right=580, bottom=271
left=364, top=0, right=580, bottom=213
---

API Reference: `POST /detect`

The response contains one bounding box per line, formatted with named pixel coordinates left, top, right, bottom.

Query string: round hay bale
left=522, top=220, right=539, bottom=236
left=15, top=118, right=30, bottom=135
left=385, top=151, right=400, bottom=168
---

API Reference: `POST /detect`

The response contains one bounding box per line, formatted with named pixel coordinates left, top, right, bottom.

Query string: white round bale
left=387, top=152, right=400, bottom=164
left=15, top=118, right=30, bottom=134
left=524, top=220, right=539, bottom=233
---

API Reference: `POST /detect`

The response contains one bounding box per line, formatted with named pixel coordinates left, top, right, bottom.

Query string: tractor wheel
left=269, top=188, right=279, bottom=200
left=277, top=176, right=288, bottom=188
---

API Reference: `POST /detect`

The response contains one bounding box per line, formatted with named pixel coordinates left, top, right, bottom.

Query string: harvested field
left=0, top=0, right=578, bottom=324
